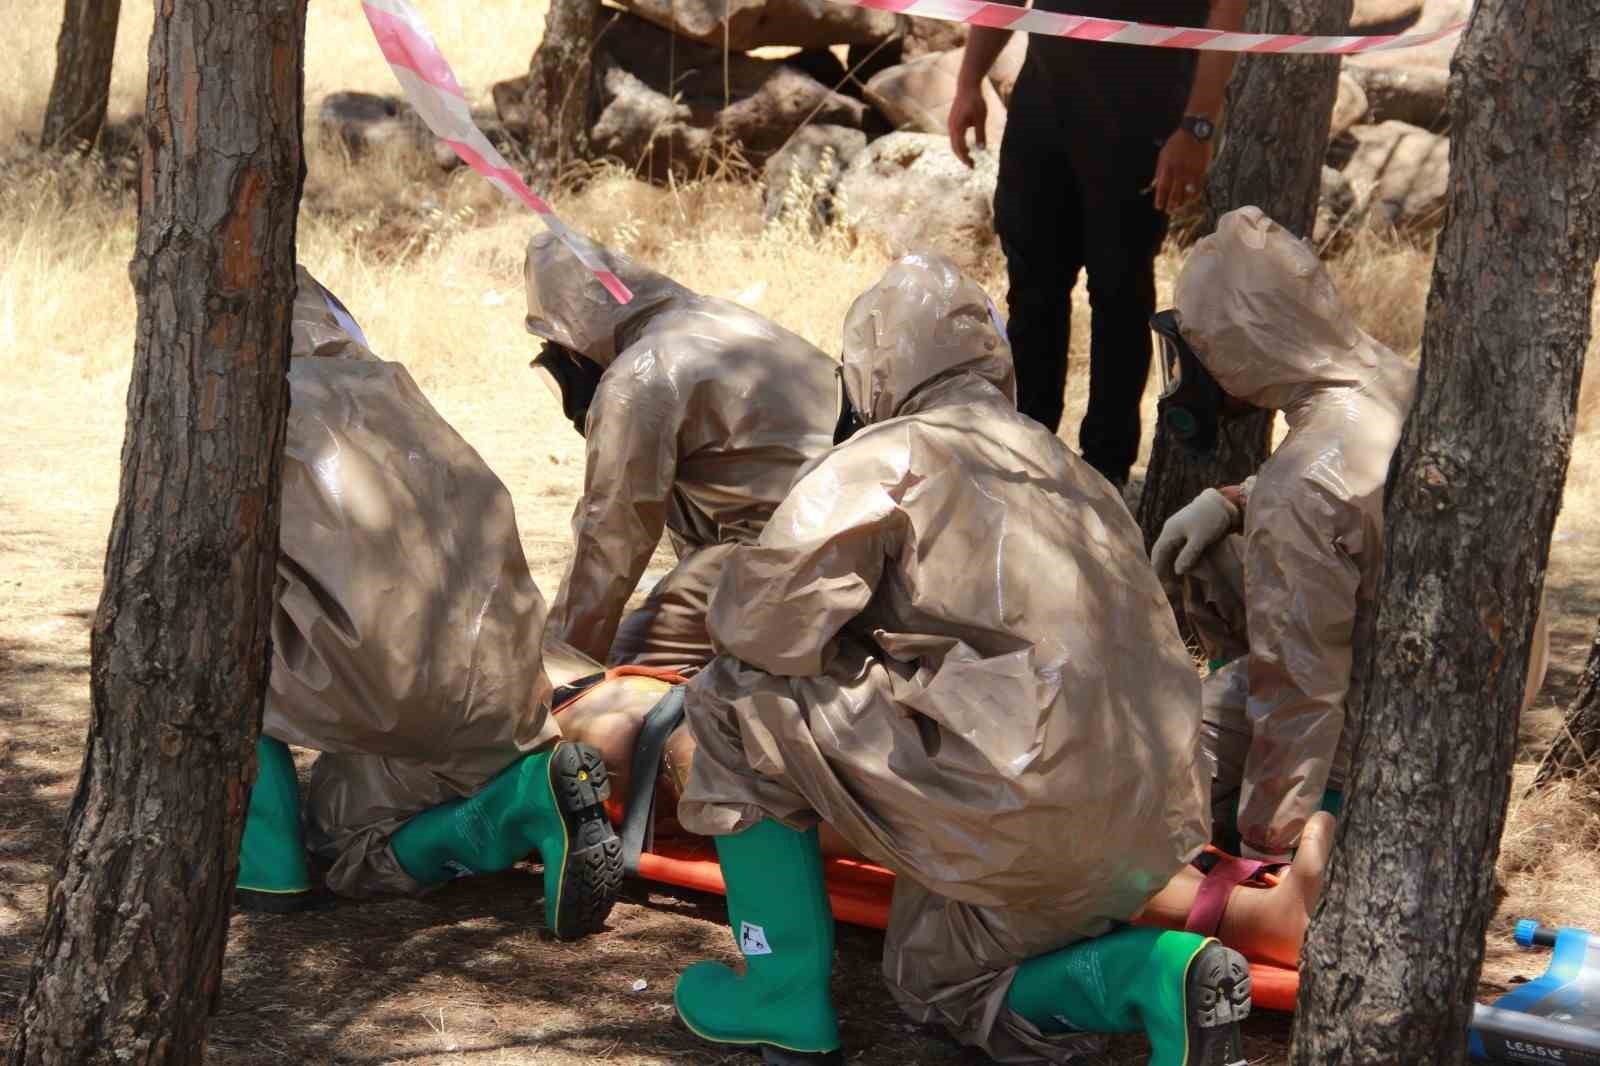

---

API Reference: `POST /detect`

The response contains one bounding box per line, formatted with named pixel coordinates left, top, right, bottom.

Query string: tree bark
left=1534, top=616, right=1600, bottom=789
left=39, top=0, right=123, bottom=151
left=517, top=0, right=603, bottom=188
left=1289, top=0, right=1600, bottom=1059
left=1135, top=0, right=1351, bottom=551
left=8, top=1, right=307, bottom=1063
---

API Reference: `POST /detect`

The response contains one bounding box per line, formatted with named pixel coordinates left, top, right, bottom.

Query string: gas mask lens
left=1150, top=309, right=1221, bottom=455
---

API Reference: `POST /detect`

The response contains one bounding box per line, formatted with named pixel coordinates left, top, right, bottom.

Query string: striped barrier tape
left=361, top=0, right=633, bottom=303
left=843, top=0, right=1465, bottom=53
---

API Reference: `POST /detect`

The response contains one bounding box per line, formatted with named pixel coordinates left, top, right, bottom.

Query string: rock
left=1350, top=0, right=1424, bottom=32
left=1330, top=73, right=1369, bottom=141
left=1340, top=120, right=1450, bottom=231
left=1342, top=0, right=1466, bottom=131
left=864, top=51, right=1007, bottom=148
left=837, top=131, right=999, bottom=271
left=1314, top=165, right=1359, bottom=245
left=988, top=33, right=1029, bottom=105
left=901, top=18, right=968, bottom=58
left=587, top=14, right=867, bottom=179
left=318, top=91, right=430, bottom=156
left=761, top=125, right=869, bottom=224
left=611, top=0, right=901, bottom=50
left=1342, top=61, right=1449, bottom=131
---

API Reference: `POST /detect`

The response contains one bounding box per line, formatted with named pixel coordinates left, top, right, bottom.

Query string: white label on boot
left=739, top=921, right=773, bottom=957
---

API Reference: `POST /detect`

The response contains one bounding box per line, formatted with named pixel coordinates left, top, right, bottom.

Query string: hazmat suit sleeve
left=548, top=366, right=682, bottom=662
left=1236, top=493, right=1363, bottom=860
left=707, top=444, right=903, bottom=677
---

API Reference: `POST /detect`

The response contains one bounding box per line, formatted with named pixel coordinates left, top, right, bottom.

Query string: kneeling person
left=524, top=233, right=837, bottom=673
left=237, top=268, right=621, bottom=940
left=673, top=254, right=1251, bottom=1065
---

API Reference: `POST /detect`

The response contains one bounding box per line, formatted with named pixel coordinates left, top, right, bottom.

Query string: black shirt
left=1008, top=0, right=1212, bottom=144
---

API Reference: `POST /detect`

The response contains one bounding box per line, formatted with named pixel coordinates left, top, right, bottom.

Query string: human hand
left=1152, top=128, right=1213, bottom=213
left=1150, top=488, right=1239, bottom=582
left=1219, top=484, right=1245, bottom=509
left=947, top=79, right=988, bottom=168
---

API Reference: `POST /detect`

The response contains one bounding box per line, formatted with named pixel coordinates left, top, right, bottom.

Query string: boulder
left=988, top=33, right=1029, bottom=105
left=1342, top=0, right=1466, bottom=131
left=1350, top=0, right=1424, bottom=32
left=585, top=14, right=867, bottom=179
left=1330, top=73, right=1369, bottom=141
left=837, top=131, right=1000, bottom=272
left=864, top=50, right=1007, bottom=148
left=761, top=124, right=869, bottom=224
left=610, top=0, right=900, bottom=50
left=901, top=18, right=968, bottom=58
left=1340, top=120, right=1450, bottom=231
left=318, top=92, right=430, bottom=156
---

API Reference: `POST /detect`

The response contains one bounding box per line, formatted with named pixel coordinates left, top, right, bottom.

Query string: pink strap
left=1184, top=855, right=1270, bottom=937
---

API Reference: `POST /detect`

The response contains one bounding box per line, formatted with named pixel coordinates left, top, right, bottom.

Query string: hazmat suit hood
left=1174, top=206, right=1392, bottom=414
left=840, top=252, right=1016, bottom=424
left=292, top=266, right=376, bottom=361
left=682, top=256, right=1208, bottom=1063
left=523, top=230, right=690, bottom=368
left=271, top=268, right=560, bottom=896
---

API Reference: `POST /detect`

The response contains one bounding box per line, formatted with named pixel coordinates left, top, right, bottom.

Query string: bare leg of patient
left=1132, top=812, right=1336, bottom=968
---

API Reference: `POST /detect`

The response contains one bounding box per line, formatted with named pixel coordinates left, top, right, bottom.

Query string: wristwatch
left=1180, top=115, right=1216, bottom=142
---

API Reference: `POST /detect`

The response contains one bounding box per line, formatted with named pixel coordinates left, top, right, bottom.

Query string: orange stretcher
left=552, top=666, right=1302, bottom=1013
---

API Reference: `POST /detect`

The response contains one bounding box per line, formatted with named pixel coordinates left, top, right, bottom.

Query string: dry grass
left=7, top=3, right=1600, bottom=1062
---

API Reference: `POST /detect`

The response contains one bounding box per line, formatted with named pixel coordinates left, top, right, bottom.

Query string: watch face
left=1187, top=117, right=1214, bottom=140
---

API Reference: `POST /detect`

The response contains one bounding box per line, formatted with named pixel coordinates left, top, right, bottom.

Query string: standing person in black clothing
left=948, top=0, right=1245, bottom=489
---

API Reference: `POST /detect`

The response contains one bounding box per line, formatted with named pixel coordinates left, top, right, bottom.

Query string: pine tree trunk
left=8, top=1, right=307, bottom=1063
left=39, top=0, right=123, bottom=151
left=1289, top=0, right=1600, bottom=1059
left=518, top=0, right=602, bottom=188
left=1135, top=0, right=1350, bottom=551
left=1534, top=616, right=1600, bottom=789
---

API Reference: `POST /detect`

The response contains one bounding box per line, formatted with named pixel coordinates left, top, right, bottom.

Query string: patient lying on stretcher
left=549, top=644, right=1333, bottom=971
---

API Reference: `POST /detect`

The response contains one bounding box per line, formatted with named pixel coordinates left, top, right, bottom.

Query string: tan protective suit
left=524, top=233, right=837, bottom=672
left=268, top=267, right=559, bottom=897
left=1175, top=209, right=1417, bottom=860
left=1180, top=209, right=1552, bottom=860
left=679, top=254, right=1210, bottom=1064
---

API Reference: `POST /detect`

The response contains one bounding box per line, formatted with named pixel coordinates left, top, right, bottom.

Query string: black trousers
left=993, top=125, right=1168, bottom=484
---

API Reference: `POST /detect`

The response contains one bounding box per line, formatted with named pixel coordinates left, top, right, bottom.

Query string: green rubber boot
left=237, top=737, right=316, bottom=913
left=674, top=820, right=842, bottom=1064
left=389, top=741, right=622, bottom=940
left=1007, top=927, right=1252, bottom=1066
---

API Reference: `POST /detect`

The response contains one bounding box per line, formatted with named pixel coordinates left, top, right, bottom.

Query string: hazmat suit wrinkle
left=681, top=253, right=1208, bottom=1063
left=525, top=232, right=837, bottom=669
left=1174, top=208, right=1417, bottom=859
left=268, top=267, right=559, bottom=896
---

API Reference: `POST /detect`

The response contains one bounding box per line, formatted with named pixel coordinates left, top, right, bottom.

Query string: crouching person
left=671, top=253, right=1252, bottom=1065
left=1147, top=207, right=1549, bottom=862
left=236, top=267, right=622, bottom=940
left=523, top=232, right=837, bottom=674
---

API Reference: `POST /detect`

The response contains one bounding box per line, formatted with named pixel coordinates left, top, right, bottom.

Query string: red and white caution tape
left=361, top=0, right=633, bottom=304
left=849, top=0, right=1463, bottom=53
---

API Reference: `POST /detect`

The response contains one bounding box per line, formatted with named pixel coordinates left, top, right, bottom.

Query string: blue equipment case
left=1470, top=920, right=1600, bottom=1064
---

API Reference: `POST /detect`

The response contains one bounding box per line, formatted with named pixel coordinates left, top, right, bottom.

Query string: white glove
left=1150, top=488, right=1240, bottom=583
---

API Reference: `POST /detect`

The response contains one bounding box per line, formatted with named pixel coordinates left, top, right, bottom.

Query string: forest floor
left=6, top=2, right=1600, bottom=1062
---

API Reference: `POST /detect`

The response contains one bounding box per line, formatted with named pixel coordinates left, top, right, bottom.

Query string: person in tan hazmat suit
left=234, top=267, right=623, bottom=941
left=522, top=232, right=838, bottom=673
left=669, top=252, right=1256, bottom=1066
left=1149, top=206, right=1549, bottom=863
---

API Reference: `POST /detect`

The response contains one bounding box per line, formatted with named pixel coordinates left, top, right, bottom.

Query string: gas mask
left=530, top=339, right=605, bottom=437
left=833, top=366, right=863, bottom=445
left=1152, top=309, right=1226, bottom=457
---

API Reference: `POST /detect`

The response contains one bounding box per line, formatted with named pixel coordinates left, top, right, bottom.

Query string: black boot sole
left=1185, top=941, right=1252, bottom=1066
left=547, top=741, right=624, bottom=941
